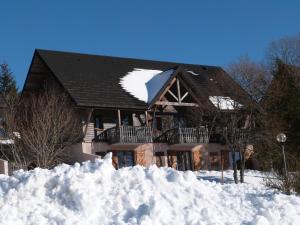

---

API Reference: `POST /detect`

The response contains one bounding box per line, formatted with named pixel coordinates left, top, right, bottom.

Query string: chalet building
left=22, top=49, right=254, bottom=171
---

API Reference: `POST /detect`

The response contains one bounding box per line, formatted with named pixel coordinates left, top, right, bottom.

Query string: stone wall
left=0, top=159, right=8, bottom=175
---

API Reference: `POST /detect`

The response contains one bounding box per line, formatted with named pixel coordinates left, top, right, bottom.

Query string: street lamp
left=276, top=133, right=288, bottom=178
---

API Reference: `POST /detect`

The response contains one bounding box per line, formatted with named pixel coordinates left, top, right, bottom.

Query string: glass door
left=176, top=151, right=192, bottom=171
left=117, top=151, right=134, bottom=168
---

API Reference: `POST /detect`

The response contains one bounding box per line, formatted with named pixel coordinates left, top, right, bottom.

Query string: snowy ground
left=0, top=154, right=299, bottom=225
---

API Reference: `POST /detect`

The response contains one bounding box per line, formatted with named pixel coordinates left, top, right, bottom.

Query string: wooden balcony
left=94, top=126, right=211, bottom=145
left=155, top=127, right=209, bottom=145
left=94, top=125, right=153, bottom=144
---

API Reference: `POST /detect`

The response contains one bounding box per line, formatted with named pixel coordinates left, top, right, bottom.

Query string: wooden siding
left=84, top=122, right=95, bottom=142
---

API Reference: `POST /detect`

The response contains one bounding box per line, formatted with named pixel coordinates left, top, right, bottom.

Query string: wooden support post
left=176, top=78, right=181, bottom=103
left=84, top=108, right=94, bottom=138
left=145, top=111, right=149, bottom=126
left=180, top=92, right=189, bottom=102
left=117, top=109, right=121, bottom=127
left=167, top=90, right=178, bottom=101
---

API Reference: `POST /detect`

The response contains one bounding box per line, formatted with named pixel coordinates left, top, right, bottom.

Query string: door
left=176, top=151, right=192, bottom=171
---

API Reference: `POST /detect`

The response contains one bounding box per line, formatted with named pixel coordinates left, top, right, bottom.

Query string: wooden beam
left=155, top=101, right=199, bottom=107
left=167, top=90, right=178, bottom=101
left=158, top=77, right=177, bottom=101
left=176, top=79, right=181, bottom=103
left=155, top=111, right=179, bottom=115
left=162, top=105, right=168, bottom=110
left=145, top=111, right=149, bottom=126
left=180, top=92, right=189, bottom=102
left=178, top=77, right=202, bottom=107
left=117, top=109, right=121, bottom=127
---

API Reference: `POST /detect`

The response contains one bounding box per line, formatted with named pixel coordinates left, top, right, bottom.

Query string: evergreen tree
left=0, top=63, right=18, bottom=105
left=264, top=61, right=300, bottom=157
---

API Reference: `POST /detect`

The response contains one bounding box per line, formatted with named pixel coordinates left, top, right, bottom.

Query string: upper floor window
left=95, top=116, right=103, bottom=129
left=121, top=114, right=133, bottom=126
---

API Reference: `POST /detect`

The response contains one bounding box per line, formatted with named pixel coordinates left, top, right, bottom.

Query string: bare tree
left=0, top=100, right=28, bottom=171
left=187, top=95, right=258, bottom=184
left=14, top=89, right=84, bottom=169
left=227, top=55, right=271, bottom=102
left=266, top=33, right=300, bottom=68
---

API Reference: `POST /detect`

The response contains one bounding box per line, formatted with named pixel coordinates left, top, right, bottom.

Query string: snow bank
left=0, top=154, right=299, bottom=225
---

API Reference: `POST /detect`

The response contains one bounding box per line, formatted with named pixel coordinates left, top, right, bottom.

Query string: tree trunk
left=239, top=148, right=245, bottom=183
left=232, top=150, right=238, bottom=184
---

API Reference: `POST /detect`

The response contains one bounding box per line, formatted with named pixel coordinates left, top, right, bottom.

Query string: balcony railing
left=94, top=125, right=153, bottom=144
left=155, top=127, right=209, bottom=145
left=94, top=126, right=213, bottom=145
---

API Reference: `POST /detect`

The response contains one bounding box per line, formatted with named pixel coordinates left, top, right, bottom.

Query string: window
left=94, top=116, right=103, bottom=129
left=209, top=152, right=219, bottom=170
left=121, top=114, right=133, bottom=126
left=117, top=151, right=134, bottom=168
left=173, top=116, right=181, bottom=128
left=155, top=152, right=165, bottom=167
left=176, top=151, right=192, bottom=171
left=167, top=151, right=177, bottom=169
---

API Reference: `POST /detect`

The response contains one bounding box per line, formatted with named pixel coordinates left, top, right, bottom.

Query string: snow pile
left=120, top=68, right=174, bottom=103
left=0, top=154, right=299, bottom=225
left=209, top=96, right=242, bottom=110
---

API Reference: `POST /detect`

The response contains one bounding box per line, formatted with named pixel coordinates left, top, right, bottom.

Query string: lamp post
left=276, top=133, right=288, bottom=178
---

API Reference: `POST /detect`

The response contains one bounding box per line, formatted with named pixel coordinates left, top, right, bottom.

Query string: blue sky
left=1, top=1, right=299, bottom=89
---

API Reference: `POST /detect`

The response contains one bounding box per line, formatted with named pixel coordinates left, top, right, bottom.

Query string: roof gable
left=147, top=67, right=202, bottom=109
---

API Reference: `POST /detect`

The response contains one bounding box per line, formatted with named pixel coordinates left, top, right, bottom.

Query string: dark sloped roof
left=24, top=49, right=252, bottom=110
left=183, top=68, right=256, bottom=109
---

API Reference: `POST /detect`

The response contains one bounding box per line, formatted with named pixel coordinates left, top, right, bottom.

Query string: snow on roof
left=0, top=139, right=14, bottom=145
left=145, top=69, right=174, bottom=103
left=186, top=70, right=199, bottom=75
left=120, top=68, right=174, bottom=103
left=209, top=96, right=242, bottom=110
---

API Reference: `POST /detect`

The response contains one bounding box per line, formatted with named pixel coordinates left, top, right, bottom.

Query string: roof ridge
left=36, top=48, right=221, bottom=69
